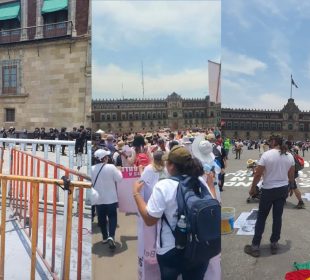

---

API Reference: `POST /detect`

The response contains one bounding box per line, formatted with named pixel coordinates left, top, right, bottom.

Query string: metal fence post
left=30, top=182, right=39, bottom=280
left=60, top=185, right=73, bottom=280
left=0, top=179, right=7, bottom=280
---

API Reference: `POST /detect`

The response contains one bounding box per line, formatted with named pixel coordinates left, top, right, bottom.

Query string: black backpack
left=161, top=176, right=221, bottom=266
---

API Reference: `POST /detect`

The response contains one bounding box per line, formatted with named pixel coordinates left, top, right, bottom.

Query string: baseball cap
left=94, top=149, right=111, bottom=160
left=162, top=145, right=191, bottom=164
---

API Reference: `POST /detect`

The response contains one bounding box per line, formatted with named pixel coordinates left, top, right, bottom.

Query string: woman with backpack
left=133, top=145, right=220, bottom=280
left=137, top=151, right=168, bottom=280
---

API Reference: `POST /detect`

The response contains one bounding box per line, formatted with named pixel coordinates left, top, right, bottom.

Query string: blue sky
left=92, top=1, right=220, bottom=100
left=222, top=0, right=310, bottom=111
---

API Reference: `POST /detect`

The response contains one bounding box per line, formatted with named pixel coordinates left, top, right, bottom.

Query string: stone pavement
left=222, top=148, right=310, bottom=280
left=92, top=148, right=310, bottom=280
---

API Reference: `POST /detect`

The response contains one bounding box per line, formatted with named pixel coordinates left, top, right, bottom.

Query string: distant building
left=0, top=0, right=91, bottom=130
left=221, top=98, right=310, bottom=140
left=92, top=92, right=221, bottom=133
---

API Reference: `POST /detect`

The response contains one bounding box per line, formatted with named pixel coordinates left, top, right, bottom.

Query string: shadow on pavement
left=256, top=240, right=292, bottom=258
left=92, top=235, right=138, bottom=257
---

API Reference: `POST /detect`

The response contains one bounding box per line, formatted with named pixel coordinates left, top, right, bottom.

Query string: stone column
left=88, top=0, right=91, bottom=35
left=68, top=0, right=76, bottom=36
left=20, top=0, right=28, bottom=40
left=35, top=0, right=43, bottom=39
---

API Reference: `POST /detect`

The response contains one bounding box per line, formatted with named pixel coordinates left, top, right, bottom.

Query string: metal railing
left=0, top=148, right=3, bottom=174
left=0, top=174, right=91, bottom=280
left=0, top=138, right=92, bottom=177
left=0, top=21, right=72, bottom=44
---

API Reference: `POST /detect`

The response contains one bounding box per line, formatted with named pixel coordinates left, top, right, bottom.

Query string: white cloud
left=268, top=31, right=292, bottom=80
left=222, top=49, right=267, bottom=76
left=92, top=1, right=220, bottom=50
left=93, top=64, right=209, bottom=99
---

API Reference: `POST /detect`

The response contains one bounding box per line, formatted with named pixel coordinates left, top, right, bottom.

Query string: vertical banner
left=208, top=60, right=221, bottom=104
left=117, top=167, right=140, bottom=213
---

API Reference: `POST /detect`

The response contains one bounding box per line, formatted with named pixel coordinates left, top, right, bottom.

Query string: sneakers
left=102, top=238, right=109, bottom=244
left=244, top=244, right=260, bottom=257
left=270, top=242, right=279, bottom=255
left=296, top=200, right=305, bottom=209
left=108, top=237, right=116, bottom=250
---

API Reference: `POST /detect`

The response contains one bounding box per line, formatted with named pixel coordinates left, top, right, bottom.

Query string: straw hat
left=192, top=134, right=215, bottom=164
left=101, top=133, right=108, bottom=140
left=116, top=141, right=125, bottom=152
left=247, top=159, right=257, bottom=167
left=206, top=133, right=216, bottom=141
left=127, top=134, right=134, bottom=143
left=145, top=132, right=153, bottom=138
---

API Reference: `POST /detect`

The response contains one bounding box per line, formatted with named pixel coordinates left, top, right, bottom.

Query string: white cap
left=94, top=149, right=111, bottom=160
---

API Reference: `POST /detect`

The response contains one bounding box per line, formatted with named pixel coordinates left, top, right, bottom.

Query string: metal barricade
left=0, top=138, right=92, bottom=176
left=6, top=149, right=92, bottom=279
left=0, top=148, right=3, bottom=174
left=0, top=174, right=91, bottom=280
left=0, top=147, right=91, bottom=279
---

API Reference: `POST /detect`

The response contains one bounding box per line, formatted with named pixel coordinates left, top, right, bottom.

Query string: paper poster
left=235, top=209, right=258, bottom=236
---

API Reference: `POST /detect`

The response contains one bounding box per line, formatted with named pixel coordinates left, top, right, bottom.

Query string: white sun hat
left=192, top=134, right=215, bottom=164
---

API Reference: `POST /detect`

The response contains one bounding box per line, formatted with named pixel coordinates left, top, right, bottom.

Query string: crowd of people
left=0, top=126, right=92, bottom=155
left=91, top=128, right=228, bottom=279
left=91, top=128, right=308, bottom=279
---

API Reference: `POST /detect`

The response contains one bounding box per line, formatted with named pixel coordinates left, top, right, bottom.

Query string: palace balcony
left=0, top=21, right=72, bottom=45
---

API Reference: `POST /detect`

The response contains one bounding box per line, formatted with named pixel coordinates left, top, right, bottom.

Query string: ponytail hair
left=172, top=157, right=204, bottom=178
left=270, top=135, right=288, bottom=155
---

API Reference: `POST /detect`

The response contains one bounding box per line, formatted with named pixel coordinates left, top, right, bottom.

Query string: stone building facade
left=0, top=0, right=91, bottom=130
left=221, top=98, right=310, bottom=140
left=92, top=92, right=221, bottom=133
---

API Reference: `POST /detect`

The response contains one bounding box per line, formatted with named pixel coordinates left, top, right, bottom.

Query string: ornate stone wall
left=0, top=38, right=91, bottom=129
left=221, top=98, right=310, bottom=140
left=92, top=92, right=221, bottom=133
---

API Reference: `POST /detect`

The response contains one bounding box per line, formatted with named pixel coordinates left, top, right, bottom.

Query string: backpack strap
left=160, top=213, right=176, bottom=248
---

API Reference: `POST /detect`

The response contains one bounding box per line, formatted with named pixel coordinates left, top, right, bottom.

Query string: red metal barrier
left=9, top=148, right=91, bottom=280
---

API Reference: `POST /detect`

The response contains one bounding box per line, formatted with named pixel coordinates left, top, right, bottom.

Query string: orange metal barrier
left=6, top=148, right=92, bottom=280
left=0, top=147, right=3, bottom=174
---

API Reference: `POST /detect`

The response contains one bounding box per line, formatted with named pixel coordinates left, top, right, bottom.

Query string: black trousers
left=157, top=248, right=208, bottom=280
left=252, top=186, right=289, bottom=246
left=96, top=203, right=118, bottom=239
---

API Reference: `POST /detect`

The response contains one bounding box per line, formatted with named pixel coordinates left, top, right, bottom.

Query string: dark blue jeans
left=157, top=248, right=208, bottom=280
left=252, top=186, right=289, bottom=246
left=96, top=202, right=118, bottom=239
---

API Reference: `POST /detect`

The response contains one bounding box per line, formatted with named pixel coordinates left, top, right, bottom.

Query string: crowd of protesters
left=91, top=128, right=226, bottom=279
left=0, top=126, right=92, bottom=155
left=91, top=127, right=309, bottom=279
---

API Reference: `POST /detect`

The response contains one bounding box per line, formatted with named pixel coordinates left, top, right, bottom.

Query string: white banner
left=208, top=60, right=221, bottom=104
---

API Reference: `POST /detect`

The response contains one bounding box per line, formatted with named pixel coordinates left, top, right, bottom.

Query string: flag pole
left=290, top=74, right=292, bottom=99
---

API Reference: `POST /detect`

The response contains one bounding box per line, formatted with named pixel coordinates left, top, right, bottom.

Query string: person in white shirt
left=244, top=135, right=295, bottom=257
left=137, top=151, right=168, bottom=280
left=133, top=145, right=210, bottom=280
left=92, top=149, right=123, bottom=249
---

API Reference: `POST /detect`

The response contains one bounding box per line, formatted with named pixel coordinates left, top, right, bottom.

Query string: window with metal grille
left=5, top=108, right=15, bottom=122
left=2, top=65, right=17, bottom=94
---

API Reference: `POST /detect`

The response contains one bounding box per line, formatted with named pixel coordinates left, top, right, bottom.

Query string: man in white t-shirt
left=92, top=149, right=123, bottom=249
left=244, top=135, right=295, bottom=257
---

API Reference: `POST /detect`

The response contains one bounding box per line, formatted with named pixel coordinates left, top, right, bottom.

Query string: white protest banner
left=117, top=167, right=140, bottom=213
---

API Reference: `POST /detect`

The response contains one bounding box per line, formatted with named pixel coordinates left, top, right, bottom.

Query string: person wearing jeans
left=92, top=149, right=123, bottom=249
left=244, top=135, right=295, bottom=257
